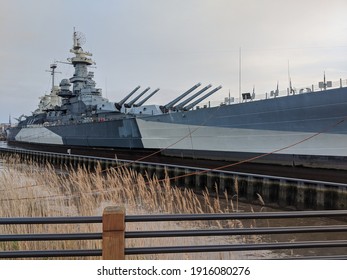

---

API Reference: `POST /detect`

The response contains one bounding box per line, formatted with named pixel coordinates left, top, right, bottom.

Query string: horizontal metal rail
left=126, top=225, right=347, bottom=238
left=125, top=210, right=347, bottom=222
left=0, top=216, right=101, bottom=225
left=125, top=240, right=347, bottom=255
left=0, top=233, right=101, bottom=242
left=0, top=250, right=102, bottom=259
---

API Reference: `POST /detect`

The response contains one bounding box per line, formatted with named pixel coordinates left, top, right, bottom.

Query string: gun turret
left=134, top=88, right=160, bottom=107
left=161, top=83, right=201, bottom=112
left=183, top=86, right=222, bottom=111
left=115, top=86, right=140, bottom=110
left=124, top=87, right=150, bottom=108
left=174, top=84, right=212, bottom=110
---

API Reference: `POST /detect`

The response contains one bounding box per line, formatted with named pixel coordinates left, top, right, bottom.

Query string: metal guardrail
left=1, top=208, right=347, bottom=259
left=0, top=216, right=102, bottom=258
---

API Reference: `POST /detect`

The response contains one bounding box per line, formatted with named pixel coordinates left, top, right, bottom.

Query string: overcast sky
left=1, top=0, right=347, bottom=123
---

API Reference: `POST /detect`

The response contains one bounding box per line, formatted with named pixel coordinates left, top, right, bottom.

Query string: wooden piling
left=102, top=206, right=126, bottom=260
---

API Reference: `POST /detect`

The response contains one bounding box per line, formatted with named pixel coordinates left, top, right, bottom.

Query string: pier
left=1, top=146, right=346, bottom=210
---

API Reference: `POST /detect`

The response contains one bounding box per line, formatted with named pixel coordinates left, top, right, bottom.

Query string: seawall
left=0, top=147, right=346, bottom=210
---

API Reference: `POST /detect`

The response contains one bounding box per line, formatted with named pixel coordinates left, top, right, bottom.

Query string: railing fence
left=1, top=207, right=347, bottom=259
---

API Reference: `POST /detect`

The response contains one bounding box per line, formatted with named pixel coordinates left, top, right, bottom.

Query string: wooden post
left=102, top=206, right=125, bottom=260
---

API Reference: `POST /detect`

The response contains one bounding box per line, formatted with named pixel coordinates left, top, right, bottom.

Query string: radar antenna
left=73, top=28, right=86, bottom=48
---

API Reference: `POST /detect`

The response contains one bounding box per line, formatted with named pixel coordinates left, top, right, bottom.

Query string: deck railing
left=1, top=207, right=347, bottom=259
left=203, top=77, right=347, bottom=107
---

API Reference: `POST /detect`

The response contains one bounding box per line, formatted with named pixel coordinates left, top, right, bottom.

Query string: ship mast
left=45, top=63, right=61, bottom=91
left=68, top=29, right=95, bottom=95
left=50, top=64, right=57, bottom=89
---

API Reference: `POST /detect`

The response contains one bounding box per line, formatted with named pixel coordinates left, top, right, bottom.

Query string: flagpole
left=239, top=47, right=241, bottom=103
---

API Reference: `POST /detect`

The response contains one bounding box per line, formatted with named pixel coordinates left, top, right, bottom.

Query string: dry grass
left=0, top=156, right=269, bottom=260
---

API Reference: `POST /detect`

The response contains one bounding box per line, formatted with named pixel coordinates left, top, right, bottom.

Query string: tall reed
left=0, top=156, right=268, bottom=259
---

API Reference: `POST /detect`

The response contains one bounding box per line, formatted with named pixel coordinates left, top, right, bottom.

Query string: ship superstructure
left=19, top=31, right=167, bottom=128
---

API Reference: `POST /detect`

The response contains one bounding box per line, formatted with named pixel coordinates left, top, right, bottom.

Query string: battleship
left=6, top=31, right=347, bottom=169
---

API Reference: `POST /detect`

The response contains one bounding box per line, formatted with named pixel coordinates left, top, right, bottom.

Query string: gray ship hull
left=7, top=86, right=347, bottom=169
left=137, top=87, right=347, bottom=155
left=7, top=118, right=144, bottom=149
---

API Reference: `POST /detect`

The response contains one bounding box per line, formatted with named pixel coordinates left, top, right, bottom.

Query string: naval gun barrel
left=115, top=86, right=140, bottom=110
left=134, top=88, right=160, bottom=107
left=183, top=85, right=222, bottom=111
left=163, top=83, right=201, bottom=110
left=124, top=87, right=150, bottom=108
left=174, top=84, right=212, bottom=110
